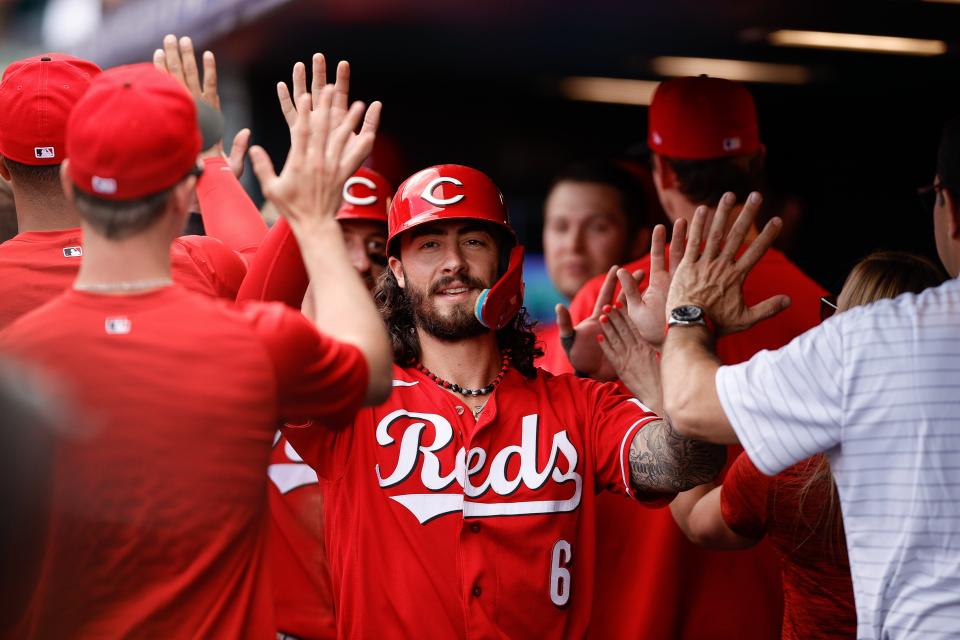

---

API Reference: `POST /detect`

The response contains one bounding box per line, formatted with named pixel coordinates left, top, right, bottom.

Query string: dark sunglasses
left=820, top=295, right=838, bottom=322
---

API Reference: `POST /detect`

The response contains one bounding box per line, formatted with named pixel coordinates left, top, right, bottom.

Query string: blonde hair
left=795, top=251, right=947, bottom=555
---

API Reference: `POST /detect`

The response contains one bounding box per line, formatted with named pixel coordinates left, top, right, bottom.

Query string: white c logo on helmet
left=343, top=176, right=378, bottom=206
left=421, top=177, right=465, bottom=207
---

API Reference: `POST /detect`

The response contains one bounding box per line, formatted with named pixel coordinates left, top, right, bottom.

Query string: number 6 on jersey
left=550, top=539, right=573, bottom=606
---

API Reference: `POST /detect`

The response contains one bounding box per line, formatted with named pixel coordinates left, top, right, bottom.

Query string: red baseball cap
left=66, top=63, right=201, bottom=200
left=647, top=76, right=760, bottom=160
left=337, top=167, right=392, bottom=224
left=0, top=53, right=101, bottom=166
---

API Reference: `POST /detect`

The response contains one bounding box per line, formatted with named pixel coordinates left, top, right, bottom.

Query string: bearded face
left=404, top=271, right=491, bottom=341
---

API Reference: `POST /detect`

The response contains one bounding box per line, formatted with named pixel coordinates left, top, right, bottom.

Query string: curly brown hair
left=374, top=269, right=542, bottom=378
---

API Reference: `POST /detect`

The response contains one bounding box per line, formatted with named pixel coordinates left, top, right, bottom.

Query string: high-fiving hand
left=248, top=87, right=379, bottom=230
left=665, top=191, right=790, bottom=335
left=153, top=34, right=250, bottom=177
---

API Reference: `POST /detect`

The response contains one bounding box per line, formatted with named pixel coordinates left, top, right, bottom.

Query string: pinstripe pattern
left=716, top=278, right=960, bottom=639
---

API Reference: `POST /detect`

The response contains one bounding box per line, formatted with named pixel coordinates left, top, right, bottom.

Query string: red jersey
left=0, top=228, right=246, bottom=329
left=268, top=433, right=337, bottom=640
left=1, top=285, right=367, bottom=639
left=570, top=247, right=827, bottom=640
left=534, top=322, right=574, bottom=376
left=284, top=366, right=666, bottom=639
left=721, top=452, right=855, bottom=639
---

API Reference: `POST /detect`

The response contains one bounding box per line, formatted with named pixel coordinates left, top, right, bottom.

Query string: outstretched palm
left=619, top=220, right=687, bottom=348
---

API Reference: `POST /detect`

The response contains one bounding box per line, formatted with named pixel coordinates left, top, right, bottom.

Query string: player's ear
left=59, top=161, right=75, bottom=202
left=0, top=156, right=10, bottom=182
left=944, top=187, right=960, bottom=239
left=652, top=153, right=675, bottom=191
left=388, top=256, right=405, bottom=288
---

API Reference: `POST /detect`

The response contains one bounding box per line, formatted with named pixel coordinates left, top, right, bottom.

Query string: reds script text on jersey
left=285, top=365, right=665, bottom=639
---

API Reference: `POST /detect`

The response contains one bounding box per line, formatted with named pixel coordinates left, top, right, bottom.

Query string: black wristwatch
left=668, top=304, right=712, bottom=330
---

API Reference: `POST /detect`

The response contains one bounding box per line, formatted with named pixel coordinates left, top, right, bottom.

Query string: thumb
left=228, top=128, right=251, bottom=178
left=731, top=295, right=791, bottom=334
left=248, top=145, right=277, bottom=193
left=556, top=304, right=574, bottom=337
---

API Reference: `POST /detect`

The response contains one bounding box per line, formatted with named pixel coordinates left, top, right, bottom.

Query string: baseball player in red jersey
left=0, top=42, right=262, bottom=330
left=269, top=153, right=392, bottom=639
left=561, top=76, right=827, bottom=640
left=244, top=163, right=726, bottom=638
left=0, top=63, right=391, bottom=638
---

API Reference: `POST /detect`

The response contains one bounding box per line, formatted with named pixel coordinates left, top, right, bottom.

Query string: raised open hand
left=275, top=54, right=379, bottom=179
left=154, top=34, right=251, bottom=175
left=666, top=191, right=790, bottom=335
left=557, top=265, right=635, bottom=379
left=615, top=220, right=687, bottom=347
left=153, top=34, right=220, bottom=110
left=597, top=306, right=662, bottom=414
left=248, top=87, right=379, bottom=229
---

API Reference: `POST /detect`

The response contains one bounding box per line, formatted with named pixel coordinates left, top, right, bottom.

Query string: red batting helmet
left=337, top=167, right=391, bottom=223
left=388, top=164, right=524, bottom=331
left=387, top=164, right=516, bottom=253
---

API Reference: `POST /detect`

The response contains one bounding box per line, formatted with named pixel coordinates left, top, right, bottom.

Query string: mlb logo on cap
left=34, top=147, right=56, bottom=159
left=62, top=246, right=82, bottom=257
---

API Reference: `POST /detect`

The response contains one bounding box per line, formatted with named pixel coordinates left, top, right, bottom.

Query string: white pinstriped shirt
left=716, top=277, right=960, bottom=640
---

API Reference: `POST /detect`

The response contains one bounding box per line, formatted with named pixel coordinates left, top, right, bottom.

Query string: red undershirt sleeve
left=234, top=217, right=309, bottom=308
left=719, top=451, right=771, bottom=539
left=243, top=301, right=368, bottom=426
left=196, top=156, right=268, bottom=264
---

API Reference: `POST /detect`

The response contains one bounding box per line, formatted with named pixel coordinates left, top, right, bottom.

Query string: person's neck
left=74, top=223, right=173, bottom=294
left=418, top=329, right=502, bottom=391
left=12, top=187, right=80, bottom=232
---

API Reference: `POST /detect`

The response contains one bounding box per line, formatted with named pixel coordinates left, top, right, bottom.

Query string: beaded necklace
left=417, top=350, right=511, bottom=397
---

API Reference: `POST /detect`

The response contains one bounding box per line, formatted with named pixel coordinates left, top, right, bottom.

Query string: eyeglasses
left=917, top=183, right=945, bottom=213
left=819, top=295, right=838, bottom=322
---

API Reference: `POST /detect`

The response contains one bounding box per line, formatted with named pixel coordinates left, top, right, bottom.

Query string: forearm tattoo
left=628, top=420, right=726, bottom=494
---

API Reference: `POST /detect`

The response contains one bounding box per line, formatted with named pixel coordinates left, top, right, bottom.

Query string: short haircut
left=549, top=160, right=649, bottom=236
left=72, top=186, right=173, bottom=240
left=2, top=157, right=61, bottom=190
left=659, top=151, right=764, bottom=206
left=937, top=115, right=960, bottom=193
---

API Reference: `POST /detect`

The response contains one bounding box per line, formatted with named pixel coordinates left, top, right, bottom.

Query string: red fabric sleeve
left=588, top=380, right=672, bottom=506
left=175, top=235, right=248, bottom=299
left=234, top=218, right=309, bottom=308
left=719, top=451, right=771, bottom=539
left=196, top=157, right=268, bottom=264
left=241, top=301, right=368, bottom=426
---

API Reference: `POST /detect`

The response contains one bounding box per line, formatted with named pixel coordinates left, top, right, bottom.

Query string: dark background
left=6, top=0, right=960, bottom=294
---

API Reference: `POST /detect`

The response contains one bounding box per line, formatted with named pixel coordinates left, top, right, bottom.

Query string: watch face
left=671, top=304, right=704, bottom=322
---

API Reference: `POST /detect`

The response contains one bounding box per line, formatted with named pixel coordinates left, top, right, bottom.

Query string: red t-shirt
left=0, top=228, right=246, bottom=329
left=284, top=366, right=666, bottom=639
left=267, top=433, right=336, bottom=640
left=721, top=452, right=855, bottom=639
left=534, top=322, right=574, bottom=376
left=1, top=285, right=367, bottom=639
left=569, top=247, right=827, bottom=640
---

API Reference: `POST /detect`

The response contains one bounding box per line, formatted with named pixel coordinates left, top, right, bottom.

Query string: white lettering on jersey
left=420, top=177, right=465, bottom=207
left=342, top=176, right=378, bottom=206
left=268, top=432, right=319, bottom=494
left=375, top=410, right=582, bottom=524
